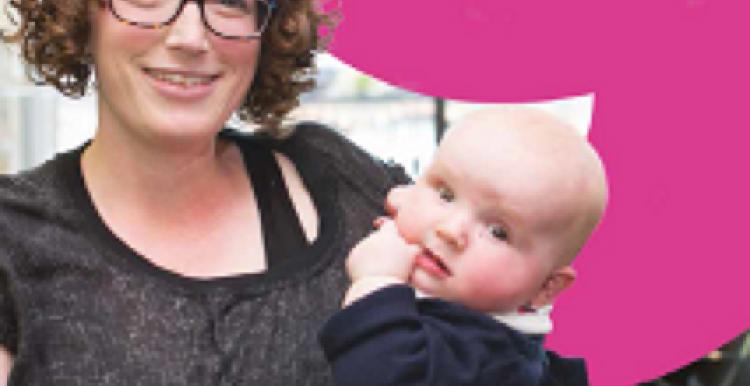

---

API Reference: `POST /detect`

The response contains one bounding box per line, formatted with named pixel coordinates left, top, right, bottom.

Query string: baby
left=319, top=107, right=608, bottom=386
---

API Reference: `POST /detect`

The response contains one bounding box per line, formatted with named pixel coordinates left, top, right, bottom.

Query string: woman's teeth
left=147, top=70, right=215, bottom=87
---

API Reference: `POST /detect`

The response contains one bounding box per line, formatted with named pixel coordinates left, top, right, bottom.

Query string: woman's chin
left=143, top=114, right=226, bottom=144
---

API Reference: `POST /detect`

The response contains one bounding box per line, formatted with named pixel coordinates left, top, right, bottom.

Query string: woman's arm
left=0, top=346, right=12, bottom=386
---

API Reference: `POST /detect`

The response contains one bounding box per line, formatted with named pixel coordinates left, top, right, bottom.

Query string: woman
left=0, top=0, right=408, bottom=383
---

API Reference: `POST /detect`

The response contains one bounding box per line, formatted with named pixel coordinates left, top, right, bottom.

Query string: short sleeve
left=383, top=160, right=413, bottom=186
left=281, top=122, right=414, bottom=207
left=0, top=267, right=18, bottom=354
left=0, top=181, right=19, bottom=354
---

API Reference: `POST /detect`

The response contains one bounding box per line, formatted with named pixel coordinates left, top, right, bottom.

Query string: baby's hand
left=346, top=218, right=420, bottom=283
left=385, top=185, right=409, bottom=218
left=342, top=219, right=420, bottom=307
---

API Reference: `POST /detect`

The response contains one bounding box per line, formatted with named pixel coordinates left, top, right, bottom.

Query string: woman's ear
left=529, top=266, right=576, bottom=309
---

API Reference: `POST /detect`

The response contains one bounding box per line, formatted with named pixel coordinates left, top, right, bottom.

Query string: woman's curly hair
left=1, top=0, right=336, bottom=135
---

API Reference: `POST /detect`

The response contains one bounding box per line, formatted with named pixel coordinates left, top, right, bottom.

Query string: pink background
left=328, top=1, right=750, bottom=385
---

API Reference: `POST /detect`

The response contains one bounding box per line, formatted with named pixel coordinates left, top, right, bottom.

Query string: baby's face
left=390, top=118, right=592, bottom=313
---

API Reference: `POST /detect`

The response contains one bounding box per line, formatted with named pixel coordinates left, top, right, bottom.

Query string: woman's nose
left=164, top=3, right=210, bottom=54
left=434, top=211, right=470, bottom=250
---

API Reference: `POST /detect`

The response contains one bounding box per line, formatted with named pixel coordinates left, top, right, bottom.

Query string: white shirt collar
left=490, top=305, right=553, bottom=335
left=415, top=289, right=553, bottom=335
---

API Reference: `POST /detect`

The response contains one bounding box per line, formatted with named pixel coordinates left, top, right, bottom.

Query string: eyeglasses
left=104, top=0, right=276, bottom=39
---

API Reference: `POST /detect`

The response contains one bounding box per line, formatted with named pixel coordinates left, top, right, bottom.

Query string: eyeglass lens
left=111, top=0, right=270, bottom=38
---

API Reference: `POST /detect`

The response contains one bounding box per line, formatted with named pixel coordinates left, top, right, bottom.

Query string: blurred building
left=1, top=22, right=59, bottom=173
left=1, top=30, right=591, bottom=176
left=292, top=54, right=592, bottom=177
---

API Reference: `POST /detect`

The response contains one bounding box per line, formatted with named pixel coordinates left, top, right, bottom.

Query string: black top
left=319, top=285, right=548, bottom=386
left=0, top=123, right=410, bottom=385
left=243, top=132, right=310, bottom=269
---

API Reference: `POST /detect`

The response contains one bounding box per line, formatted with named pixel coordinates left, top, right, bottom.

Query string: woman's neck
left=79, top=124, right=268, bottom=277
left=80, top=124, right=247, bottom=224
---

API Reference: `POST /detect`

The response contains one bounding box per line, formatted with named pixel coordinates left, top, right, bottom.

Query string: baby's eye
left=437, top=186, right=454, bottom=202
left=488, top=224, right=508, bottom=241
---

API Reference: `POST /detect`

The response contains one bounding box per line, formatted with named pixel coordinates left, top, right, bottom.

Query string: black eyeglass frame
left=103, top=0, right=276, bottom=40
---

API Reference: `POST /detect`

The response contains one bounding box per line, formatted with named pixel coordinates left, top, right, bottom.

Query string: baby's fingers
left=385, top=185, right=409, bottom=217
left=372, top=216, right=389, bottom=229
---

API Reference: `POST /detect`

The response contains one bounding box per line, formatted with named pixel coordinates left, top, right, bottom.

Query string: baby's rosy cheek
left=392, top=214, right=424, bottom=244
left=469, top=269, right=515, bottom=297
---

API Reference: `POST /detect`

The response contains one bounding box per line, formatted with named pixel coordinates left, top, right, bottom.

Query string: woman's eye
left=489, top=224, right=508, bottom=241
left=218, top=0, right=251, bottom=11
left=437, top=186, right=454, bottom=202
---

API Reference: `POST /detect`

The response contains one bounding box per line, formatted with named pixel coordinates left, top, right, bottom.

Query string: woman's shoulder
left=0, top=149, right=82, bottom=232
left=282, top=121, right=411, bottom=188
left=0, top=166, right=49, bottom=215
left=0, top=165, right=53, bottom=258
left=227, top=122, right=411, bottom=204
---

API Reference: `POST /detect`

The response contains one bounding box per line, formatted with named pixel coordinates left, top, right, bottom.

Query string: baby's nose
left=434, top=212, right=470, bottom=250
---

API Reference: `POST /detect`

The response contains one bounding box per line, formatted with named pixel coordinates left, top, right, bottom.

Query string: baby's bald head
left=388, top=106, right=608, bottom=311
left=442, top=106, right=608, bottom=267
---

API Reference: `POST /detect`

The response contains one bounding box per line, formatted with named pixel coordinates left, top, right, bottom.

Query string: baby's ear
left=529, top=266, right=576, bottom=309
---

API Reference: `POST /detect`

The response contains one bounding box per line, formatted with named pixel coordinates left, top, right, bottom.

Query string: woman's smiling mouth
left=144, top=68, right=220, bottom=86
left=143, top=67, right=221, bottom=99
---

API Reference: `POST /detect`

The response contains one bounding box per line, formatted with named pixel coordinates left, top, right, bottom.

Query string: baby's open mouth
left=417, top=249, right=452, bottom=277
